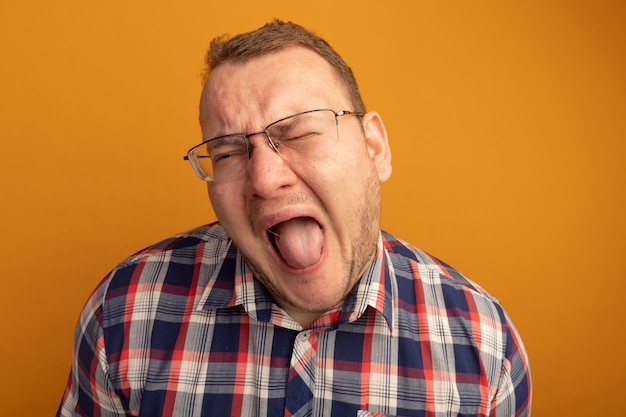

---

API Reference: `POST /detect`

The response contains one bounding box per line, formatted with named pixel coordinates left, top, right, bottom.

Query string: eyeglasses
left=184, top=108, right=363, bottom=181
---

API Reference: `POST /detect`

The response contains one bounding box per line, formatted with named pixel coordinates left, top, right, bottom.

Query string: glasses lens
left=266, top=110, right=338, bottom=161
left=190, top=135, right=248, bottom=180
left=186, top=110, right=346, bottom=181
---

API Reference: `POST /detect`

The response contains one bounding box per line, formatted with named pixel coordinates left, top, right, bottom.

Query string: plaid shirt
left=57, top=223, right=531, bottom=417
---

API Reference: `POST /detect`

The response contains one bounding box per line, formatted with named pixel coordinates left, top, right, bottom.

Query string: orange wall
left=1, top=1, right=624, bottom=415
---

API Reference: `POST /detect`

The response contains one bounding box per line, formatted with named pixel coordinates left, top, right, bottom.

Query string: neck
left=288, top=310, right=322, bottom=329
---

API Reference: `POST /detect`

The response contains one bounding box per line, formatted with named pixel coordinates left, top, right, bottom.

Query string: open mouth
left=267, top=227, right=281, bottom=248
left=266, top=216, right=324, bottom=270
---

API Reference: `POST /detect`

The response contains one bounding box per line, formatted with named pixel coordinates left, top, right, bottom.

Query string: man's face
left=199, top=46, right=391, bottom=325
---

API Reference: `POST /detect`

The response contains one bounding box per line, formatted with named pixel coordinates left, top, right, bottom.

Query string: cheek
left=308, top=149, right=374, bottom=209
left=319, top=143, right=373, bottom=186
left=310, top=140, right=365, bottom=177
left=208, top=183, right=244, bottom=223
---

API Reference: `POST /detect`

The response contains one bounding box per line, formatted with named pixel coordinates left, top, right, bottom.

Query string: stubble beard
left=243, top=170, right=382, bottom=317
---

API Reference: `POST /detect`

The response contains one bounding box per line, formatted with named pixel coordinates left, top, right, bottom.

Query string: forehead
left=199, top=46, right=350, bottom=134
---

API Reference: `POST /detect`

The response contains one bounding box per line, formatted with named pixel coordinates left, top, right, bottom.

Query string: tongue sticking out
left=270, top=217, right=323, bottom=269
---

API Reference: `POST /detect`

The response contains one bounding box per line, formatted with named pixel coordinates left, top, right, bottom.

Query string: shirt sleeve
left=56, top=280, right=128, bottom=417
left=490, top=312, right=532, bottom=417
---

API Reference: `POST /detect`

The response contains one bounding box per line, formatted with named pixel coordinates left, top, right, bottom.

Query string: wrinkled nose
left=245, top=133, right=297, bottom=199
left=244, top=131, right=279, bottom=158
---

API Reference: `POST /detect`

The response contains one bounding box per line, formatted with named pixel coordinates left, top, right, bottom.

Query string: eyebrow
left=206, top=134, right=246, bottom=150
left=268, top=114, right=303, bottom=134
left=207, top=110, right=315, bottom=143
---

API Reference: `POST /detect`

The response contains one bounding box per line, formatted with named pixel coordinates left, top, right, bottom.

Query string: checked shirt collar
left=197, top=233, right=395, bottom=332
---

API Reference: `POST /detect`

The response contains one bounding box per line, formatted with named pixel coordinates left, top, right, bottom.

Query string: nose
left=245, top=133, right=297, bottom=199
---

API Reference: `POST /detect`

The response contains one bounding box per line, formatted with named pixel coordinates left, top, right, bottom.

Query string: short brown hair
left=204, top=20, right=366, bottom=112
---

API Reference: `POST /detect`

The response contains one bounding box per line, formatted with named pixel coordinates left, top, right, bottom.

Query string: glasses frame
left=184, top=108, right=363, bottom=181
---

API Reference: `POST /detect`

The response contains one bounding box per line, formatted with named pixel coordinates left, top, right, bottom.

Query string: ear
left=362, top=111, right=392, bottom=182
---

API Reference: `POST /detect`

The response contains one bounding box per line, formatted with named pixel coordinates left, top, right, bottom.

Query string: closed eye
left=208, top=136, right=248, bottom=164
left=278, top=131, right=319, bottom=143
left=212, top=149, right=247, bottom=164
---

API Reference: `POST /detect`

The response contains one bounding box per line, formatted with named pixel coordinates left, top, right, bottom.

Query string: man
left=57, top=20, right=531, bottom=417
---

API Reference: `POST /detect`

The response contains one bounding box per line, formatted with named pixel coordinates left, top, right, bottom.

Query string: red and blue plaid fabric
left=57, top=223, right=531, bottom=416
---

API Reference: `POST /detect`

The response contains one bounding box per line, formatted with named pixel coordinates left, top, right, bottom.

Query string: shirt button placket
left=284, top=331, right=318, bottom=417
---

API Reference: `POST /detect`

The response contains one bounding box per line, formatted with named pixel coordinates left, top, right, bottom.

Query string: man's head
left=204, top=20, right=366, bottom=114
left=197, top=21, right=392, bottom=326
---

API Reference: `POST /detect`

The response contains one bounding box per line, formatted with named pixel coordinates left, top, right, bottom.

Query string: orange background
left=1, top=1, right=624, bottom=415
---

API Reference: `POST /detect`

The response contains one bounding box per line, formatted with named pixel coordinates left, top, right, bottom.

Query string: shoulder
left=119, top=222, right=231, bottom=264
left=382, top=230, right=492, bottom=298
left=382, top=231, right=531, bottom=407
left=382, top=229, right=517, bottom=354
left=381, top=230, right=506, bottom=326
left=91, top=223, right=233, bottom=310
left=117, top=222, right=229, bottom=265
